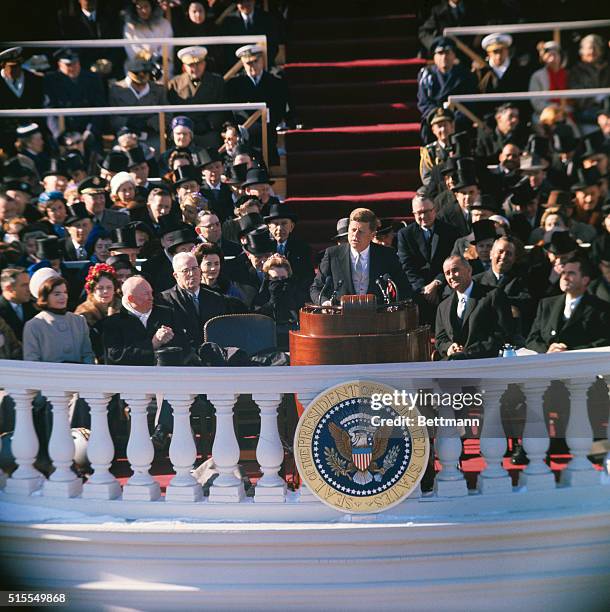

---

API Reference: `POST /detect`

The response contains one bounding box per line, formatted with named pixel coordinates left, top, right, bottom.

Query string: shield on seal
left=352, top=446, right=372, bottom=471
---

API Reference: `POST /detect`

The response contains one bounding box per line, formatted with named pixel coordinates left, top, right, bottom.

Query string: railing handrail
left=1, top=348, right=610, bottom=395
left=444, top=18, right=610, bottom=37
left=6, top=35, right=268, bottom=48
left=448, top=87, right=610, bottom=105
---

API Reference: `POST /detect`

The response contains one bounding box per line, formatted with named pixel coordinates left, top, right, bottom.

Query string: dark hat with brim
left=64, top=151, right=87, bottom=172
left=510, top=177, right=537, bottom=207
left=107, top=254, right=135, bottom=270
left=0, top=46, right=23, bottom=64
left=571, top=166, right=602, bottom=191
left=125, top=146, right=146, bottom=168
left=242, top=167, right=274, bottom=188
left=154, top=346, right=183, bottom=366
left=196, top=147, right=224, bottom=168
left=172, top=164, right=201, bottom=187
left=3, top=179, right=32, bottom=194
left=431, top=36, right=457, bottom=54
left=100, top=151, right=129, bottom=173
left=470, top=219, right=499, bottom=244
left=36, top=236, right=63, bottom=261
left=552, top=124, right=578, bottom=153
left=237, top=213, right=266, bottom=238
left=3, top=158, right=34, bottom=180
left=543, top=190, right=573, bottom=209
left=127, top=220, right=154, bottom=239
left=42, top=157, right=69, bottom=179
left=448, top=132, right=472, bottom=158
left=428, top=107, right=455, bottom=126
left=470, top=194, right=499, bottom=213
left=452, top=167, right=479, bottom=191
left=264, top=202, right=298, bottom=223
left=164, top=227, right=198, bottom=254
left=78, top=175, right=108, bottom=194
left=225, top=162, right=249, bottom=186
left=109, top=226, right=138, bottom=250
left=333, top=217, right=349, bottom=240
left=64, top=201, right=93, bottom=226
left=580, top=130, right=605, bottom=159
left=243, top=227, right=276, bottom=255
left=546, top=230, right=578, bottom=255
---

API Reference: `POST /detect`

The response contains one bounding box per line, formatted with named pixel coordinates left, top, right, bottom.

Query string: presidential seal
left=295, top=380, right=429, bottom=514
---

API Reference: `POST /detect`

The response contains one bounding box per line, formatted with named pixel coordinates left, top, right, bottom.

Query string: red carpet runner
left=283, top=2, right=425, bottom=251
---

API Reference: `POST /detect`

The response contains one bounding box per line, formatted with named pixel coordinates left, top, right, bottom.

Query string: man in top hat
left=63, top=201, right=94, bottom=261
left=463, top=218, right=499, bottom=276
left=35, top=236, right=64, bottom=272
left=475, top=103, right=530, bottom=165
left=264, top=202, right=313, bottom=308
left=416, top=36, right=477, bottom=143
left=242, top=167, right=279, bottom=216
left=571, top=166, right=603, bottom=227
left=172, top=165, right=201, bottom=205
left=437, top=159, right=480, bottom=236
left=526, top=256, right=610, bottom=353
left=40, top=157, right=70, bottom=194
left=420, top=107, right=455, bottom=186
left=0, top=47, right=45, bottom=154
left=450, top=195, right=499, bottom=259
left=109, top=226, right=139, bottom=264
left=311, top=207, right=413, bottom=306
left=507, top=177, right=543, bottom=244
left=227, top=44, right=293, bottom=165
left=198, top=147, right=235, bottom=223
left=0, top=266, right=37, bottom=341
left=43, top=49, right=106, bottom=138
left=125, top=146, right=154, bottom=200
left=108, top=58, right=168, bottom=148
left=78, top=176, right=129, bottom=233
left=435, top=254, right=513, bottom=359
left=168, top=46, right=228, bottom=148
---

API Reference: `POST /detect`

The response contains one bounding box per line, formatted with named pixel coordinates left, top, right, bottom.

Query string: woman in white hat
left=529, top=41, right=570, bottom=123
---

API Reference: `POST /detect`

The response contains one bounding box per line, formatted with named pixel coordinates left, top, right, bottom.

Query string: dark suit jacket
left=310, top=242, right=413, bottom=305
left=141, top=253, right=175, bottom=295
left=200, top=184, right=235, bottom=224
left=436, top=199, right=471, bottom=237
left=233, top=264, right=271, bottom=310
left=435, top=282, right=513, bottom=359
left=588, top=277, right=610, bottom=303
left=96, top=208, right=130, bottom=234
left=397, top=220, right=460, bottom=292
left=157, top=284, right=246, bottom=348
left=281, top=234, right=314, bottom=307
left=525, top=293, right=610, bottom=353
left=222, top=8, right=281, bottom=66
left=103, top=305, right=190, bottom=366
left=0, top=296, right=37, bottom=341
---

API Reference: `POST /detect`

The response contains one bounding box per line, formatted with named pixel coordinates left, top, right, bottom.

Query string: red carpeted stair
left=284, top=2, right=425, bottom=252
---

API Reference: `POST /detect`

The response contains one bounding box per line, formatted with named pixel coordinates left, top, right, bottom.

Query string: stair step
left=285, top=123, right=421, bottom=151
left=290, top=79, right=418, bottom=105
left=288, top=169, right=419, bottom=197
left=290, top=14, right=417, bottom=39
left=285, top=58, right=426, bottom=85
left=287, top=36, right=418, bottom=62
left=287, top=146, right=421, bottom=173
left=298, top=102, right=420, bottom=127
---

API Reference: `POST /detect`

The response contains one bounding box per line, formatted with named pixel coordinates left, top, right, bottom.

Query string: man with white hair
left=158, top=252, right=245, bottom=350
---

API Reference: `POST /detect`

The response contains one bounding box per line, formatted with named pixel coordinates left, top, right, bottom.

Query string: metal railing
left=0, top=102, right=269, bottom=163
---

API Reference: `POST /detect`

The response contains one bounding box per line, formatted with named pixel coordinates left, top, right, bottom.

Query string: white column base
left=82, top=480, right=122, bottom=500
left=165, top=483, right=203, bottom=503
left=42, top=478, right=83, bottom=498
left=434, top=478, right=468, bottom=497
left=297, top=483, right=320, bottom=503
left=519, top=471, right=556, bottom=490
left=561, top=468, right=600, bottom=487
left=208, top=483, right=245, bottom=502
left=5, top=475, right=43, bottom=495
left=122, top=481, right=161, bottom=501
left=477, top=475, right=513, bottom=495
left=254, top=484, right=287, bottom=502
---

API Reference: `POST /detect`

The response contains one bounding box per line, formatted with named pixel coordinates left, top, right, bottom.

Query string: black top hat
left=36, top=236, right=63, bottom=261
left=196, top=147, right=223, bottom=168
left=109, top=226, right=138, bottom=250
left=526, top=134, right=551, bottom=161
left=127, top=220, right=154, bottom=239
left=510, top=177, right=536, bottom=207
left=157, top=212, right=184, bottom=236
left=376, top=221, right=395, bottom=237
left=225, top=162, right=249, bottom=186
left=125, top=146, right=146, bottom=168
left=580, top=130, right=604, bottom=159
left=546, top=230, right=578, bottom=255
left=107, top=254, right=134, bottom=269
left=470, top=194, right=499, bottom=213
left=448, top=131, right=472, bottom=158
left=451, top=165, right=479, bottom=191
left=172, top=164, right=200, bottom=187
left=164, top=226, right=198, bottom=254
left=237, top=213, right=265, bottom=238
left=264, top=202, right=298, bottom=223
left=552, top=124, right=578, bottom=153
left=242, top=167, right=274, bottom=188
left=470, top=219, right=498, bottom=244
left=2, top=179, right=31, bottom=194
left=64, top=151, right=87, bottom=172
left=440, top=156, right=459, bottom=176
left=100, top=151, right=129, bottom=173
left=571, top=166, right=602, bottom=191
left=64, top=201, right=93, bottom=226
left=41, top=157, right=69, bottom=179
left=243, top=227, right=276, bottom=255
left=333, top=217, right=349, bottom=240
left=154, top=346, right=183, bottom=366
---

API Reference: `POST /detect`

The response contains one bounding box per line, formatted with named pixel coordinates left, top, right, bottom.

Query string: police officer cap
left=235, top=44, right=264, bottom=59
left=53, top=48, right=79, bottom=64
left=177, top=46, right=208, bottom=64
left=0, top=47, right=23, bottom=63
left=428, top=107, right=455, bottom=126
left=482, top=33, right=513, bottom=51
left=431, top=37, right=456, bottom=54
left=78, top=175, right=108, bottom=195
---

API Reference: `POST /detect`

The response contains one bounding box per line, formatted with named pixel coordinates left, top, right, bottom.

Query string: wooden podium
left=289, top=294, right=431, bottom=365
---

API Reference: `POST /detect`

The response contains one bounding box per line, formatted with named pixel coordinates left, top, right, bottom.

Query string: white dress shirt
left=456, top=281, right=474, bottom=319
left=122, top=295, right=151, bottom=328
left=563, top=294, right=583, bottom=320
left=1, top=69, right=24, bottom=98
left=350, top=245, right=370, bottom=295
left=489, top=58, right=510, bottom=80
left=126, top=77, right=151, bottom=101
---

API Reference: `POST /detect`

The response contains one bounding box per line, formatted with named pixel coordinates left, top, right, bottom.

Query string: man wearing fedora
left=198, top=147, right=235, bottom=223
left=526, top=256, right=610, bottom=353
left=264, top=202, right=313, bottom=308
left=78, top=175, right=129, bottom=234
left=242, top=167, right=279, bottom=217
left=168, top=46, right=227, bottom=148
left=311, top=208, right=412, bottom=306
left=507, top=177, right=543, bottom=244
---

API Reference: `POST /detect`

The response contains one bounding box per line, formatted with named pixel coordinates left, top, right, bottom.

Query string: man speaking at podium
left=310, top=208, right=413, bottom=306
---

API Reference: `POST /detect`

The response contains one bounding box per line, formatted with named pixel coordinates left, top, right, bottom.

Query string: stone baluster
left=434, top=400, right=468, bottom=498
left=122, top=394, right=160, bottom=501
left=295, top=390, right=321, bottom=503
left=519, top=381, right=555, bottom=490
left=208, top=393, right=244, bottom=502
left=81, top=393, right=121, bottom=500
left=252, top=393, right=286, bottom=502
left=165, top=394, right=202, bottom=502
left=562, top=379, right=598, bottom=487
left=42, top=391, right=83, bottom=498
left=478, top=384, right=512, bottom=494
left=5, top=389, right=43, bottom=495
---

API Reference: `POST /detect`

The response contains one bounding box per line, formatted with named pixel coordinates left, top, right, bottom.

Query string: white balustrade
left=252, top=393, right=286, bottom=502
left=434, top=401, right=468, bottom=498
left=294, top=391, right=322, bottom=503
left=519, top=381, right=555, bottom=490
left=208, top=393, right=245, bottom=502
left=42, top=391, right=83, bottom=498
left=562, top=379, right=598, bottom=487
left=122, top=394, right=160, bottom=501
left=478, top=384, right=513, bottom=494
left=0, top=470, right=6, bottom=489
left=165, top=394, right=202, bottom=502
left=81, top=393, right=121, bottom=500
left=4, top=389, right=43, bottom=495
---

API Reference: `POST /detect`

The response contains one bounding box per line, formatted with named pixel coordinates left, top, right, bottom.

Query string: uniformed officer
left=416, top=37, right=477, bottom=143
left=420, top=107, right=455, bottom=186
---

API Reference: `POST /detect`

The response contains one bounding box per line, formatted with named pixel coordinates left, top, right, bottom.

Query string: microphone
left=376, top=276, right=390, bottom=304
left=318, top=276, right=333, bottom=306
left=329, top=280, right=343, bottom=305
left=382, top=273, right=399, bottom=302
